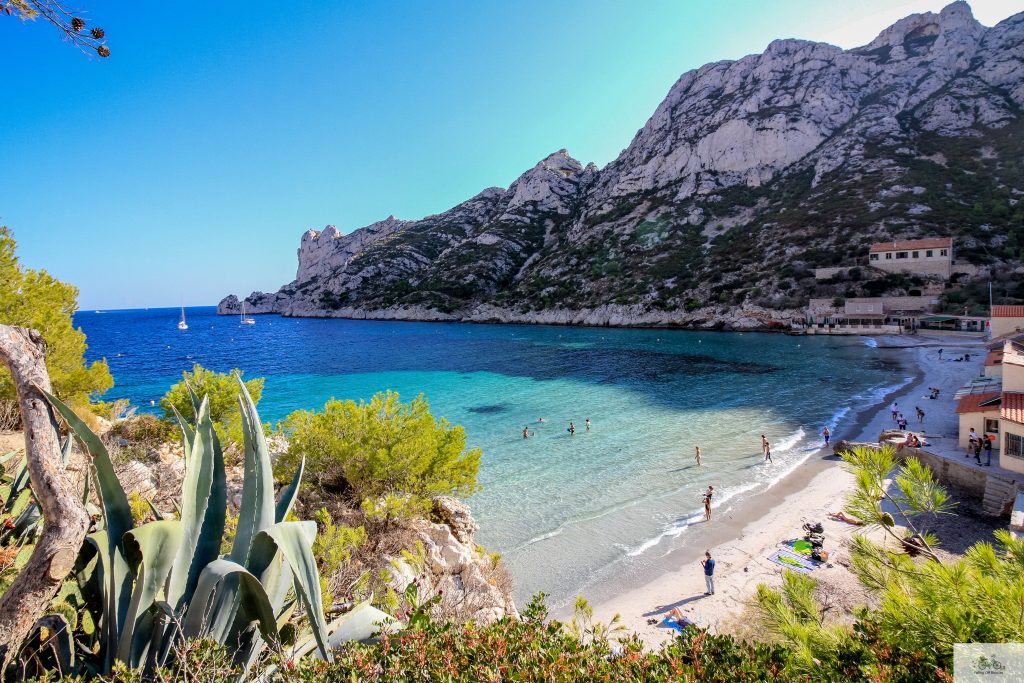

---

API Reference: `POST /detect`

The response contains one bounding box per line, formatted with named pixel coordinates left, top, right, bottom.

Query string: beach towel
left=768, top=548, right=820, bottom=573
left=663, top=616, right=697, bottom=633
left=789, top=540, right=814, bottom=556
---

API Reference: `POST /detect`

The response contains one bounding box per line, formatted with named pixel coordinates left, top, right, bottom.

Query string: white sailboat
left=177, top=305, right=188, bottom=330
left=240, top=300, right=256, bottom=325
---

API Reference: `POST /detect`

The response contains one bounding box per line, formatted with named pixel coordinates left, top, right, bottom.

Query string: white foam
left=863, top=337, right=879, bottom=348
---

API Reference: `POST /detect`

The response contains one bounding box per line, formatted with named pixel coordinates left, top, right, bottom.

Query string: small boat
left=177, top=305, right=188, bottom=330
left=240, top=301, right=256, bottom=325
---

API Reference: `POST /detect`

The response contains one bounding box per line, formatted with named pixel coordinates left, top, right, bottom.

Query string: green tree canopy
left=160, top=364, right=263, bottom=447
left=278, top=390, right=481, bottom=507
left=0, top=226, right=113, bottom=403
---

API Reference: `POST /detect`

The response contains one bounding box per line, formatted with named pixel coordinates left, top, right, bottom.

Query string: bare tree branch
left=0, top=325, right=90, bottom=672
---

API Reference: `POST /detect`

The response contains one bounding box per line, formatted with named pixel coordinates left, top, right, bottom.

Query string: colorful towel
left=663, top=616, right=696, bottom=633
left=768, top=549, right=820, bottom=573
left=789, top=540, right=814, bottom=556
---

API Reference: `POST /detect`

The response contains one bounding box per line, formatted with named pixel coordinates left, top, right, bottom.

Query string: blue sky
left=3, top=0, right=1022, bottom=310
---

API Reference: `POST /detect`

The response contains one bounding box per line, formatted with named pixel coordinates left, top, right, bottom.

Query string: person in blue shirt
left=702, top=550, right=716, bottom=595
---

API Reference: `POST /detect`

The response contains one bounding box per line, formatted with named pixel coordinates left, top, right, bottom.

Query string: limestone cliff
left=221, top=2, right=1024, bottom=327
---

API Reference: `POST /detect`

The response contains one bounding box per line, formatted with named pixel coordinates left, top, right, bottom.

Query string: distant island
left=220, top=1, right=1024, bottom=329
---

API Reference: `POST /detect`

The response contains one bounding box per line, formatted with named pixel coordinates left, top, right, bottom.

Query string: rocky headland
left=221, top=2, right=1024, bottom=329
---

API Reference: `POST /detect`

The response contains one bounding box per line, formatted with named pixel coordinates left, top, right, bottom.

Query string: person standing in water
left=568, top=421, right=575, bottom=436
left=703, top=486, right=714, bottom=520
left=764, top=440, right=773, bottom=463
left=822, top=426, right=831, bottom=447
left=585, top=418, right=591, bottom=431
left=761, top=434, right=769, bottom=456
left=695, top=445, right=702, bottom=467
left=522, top=426, right=530, bottom=439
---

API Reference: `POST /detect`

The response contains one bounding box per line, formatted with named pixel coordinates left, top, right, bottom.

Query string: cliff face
left=221, top=2, right=1024, bottom=328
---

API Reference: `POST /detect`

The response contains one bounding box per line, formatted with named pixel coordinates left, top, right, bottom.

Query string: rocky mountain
left=221, top=2, right=1024, bottom=329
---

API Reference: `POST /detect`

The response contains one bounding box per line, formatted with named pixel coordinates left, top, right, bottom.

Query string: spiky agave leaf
left=118, top=520, right=183, bottom=665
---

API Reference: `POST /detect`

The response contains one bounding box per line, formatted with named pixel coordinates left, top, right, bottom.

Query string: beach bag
left=803, top=522, right=824, bottom=534
left=811, top=548, right=829, bottom=562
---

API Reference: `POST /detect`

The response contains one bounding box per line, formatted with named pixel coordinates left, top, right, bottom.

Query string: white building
left=868, top=237, right=953, bottom=279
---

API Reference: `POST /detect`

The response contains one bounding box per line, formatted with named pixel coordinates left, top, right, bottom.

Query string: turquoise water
left=77, top=308, right=909, bottom=606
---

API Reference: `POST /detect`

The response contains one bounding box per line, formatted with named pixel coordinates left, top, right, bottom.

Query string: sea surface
left=76, top=307, right=910, bottom=607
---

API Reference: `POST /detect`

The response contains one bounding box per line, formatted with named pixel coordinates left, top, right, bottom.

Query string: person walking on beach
left=974, top=438, right=983, bottom=465
left=916, top=406, right=925, bottom=424
left=703, top=486, right=714, bottom=520
left=822, top=426, right=831, bottom=447
left=695, top=445, right=702, bottom=467
left=585, top=418, right=591, bottom=431
left=761, top=434, right=769, bottom=456
left=938, top=348, right=943, bottom=360
left=891, top=402, right=899, bottom=421
left=897, top=415, right=908, bottom=431
left=568, top=421, right=576, bottom=436
left=702, top=551, right=716, bottom=595
left=984, top=435, right=994, bottom=466
left=764, top=440, right=773, bottom=463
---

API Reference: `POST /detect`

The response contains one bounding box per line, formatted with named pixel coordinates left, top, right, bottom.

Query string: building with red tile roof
left=991, top=306, right=1024, bottom=338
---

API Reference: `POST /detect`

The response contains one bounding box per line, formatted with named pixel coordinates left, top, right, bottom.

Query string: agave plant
left=40, top=378, right=392, bottom=678
left=1, top=438, right=74, bottom=545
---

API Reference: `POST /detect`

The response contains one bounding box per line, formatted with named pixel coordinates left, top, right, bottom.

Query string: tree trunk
left=0, top=326, right=90, bottom=670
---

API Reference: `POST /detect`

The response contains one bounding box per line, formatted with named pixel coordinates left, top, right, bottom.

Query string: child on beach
left=703, top=486, right=713, bottom=520
left=916, top=406, right=925, bottom=423
left=822, top=426, right=831, bottom=447
left=695, top=445, right=702, bottom=466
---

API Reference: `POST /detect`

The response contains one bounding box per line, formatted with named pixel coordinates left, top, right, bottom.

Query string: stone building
left=868, top=237, right=953, bottom=279
left=991, top=305, right=1024, bottom=339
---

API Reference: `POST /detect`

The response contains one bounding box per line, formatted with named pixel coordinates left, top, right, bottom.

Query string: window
left=912, top=251, right=919, bottom=258
left=926, top=250, right=933, bottom=257
left=985, top=418, right=999, bottom=434
left=885, top=253, right=893, bottom=260
left=940, top=249, right=948, bottom=256
left=1007, top=432, right=1024, bottom=459
left=869, top=253, right=879, bottom=261
left=896, top=252, right=908, bottom=259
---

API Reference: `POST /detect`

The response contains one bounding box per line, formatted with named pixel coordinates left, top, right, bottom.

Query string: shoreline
left=579, top=333, right=987, bottom=644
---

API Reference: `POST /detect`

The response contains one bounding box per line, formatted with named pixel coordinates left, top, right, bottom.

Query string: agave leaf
left=46, top=390, right=135, bottom=673
left=0, top=449, right=19, bottom=465
left=145, top=498, right=164, bottom=522
left=229, top=378, right=275, bottom=566
left=85, top=530, right=128, bottom=673
left=43, top=390, right=134, bottom=546
left=185, top=381, right=203, bottom=420
left=60, top=435, right=73, bottom=464
left=3, top=457, right=28, bottom=513
left=35, top=614, right=75, bottom=675
left=169, top=405, right=195, bottom=464
left=118, top=520, right=184, bottom=664
left=182, top=559, right=279, bottom=648
left=275, top=456, right=304, bottom=523
left=253, top=521, right=332, bottom=662
left=166, top=396, right=225, bottom=612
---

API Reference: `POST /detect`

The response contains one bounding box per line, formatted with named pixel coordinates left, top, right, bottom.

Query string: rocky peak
left=499, top=149, right=588, bottom=221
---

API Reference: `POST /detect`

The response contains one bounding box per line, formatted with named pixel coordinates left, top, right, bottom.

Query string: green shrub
left=160, top=364, right=263, bottom=448
left=277, top=391, right=481, bottom=513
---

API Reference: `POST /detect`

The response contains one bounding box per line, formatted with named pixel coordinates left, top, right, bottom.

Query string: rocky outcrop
left=386, top=498, right=518, bottom=624
left=220, top=2, right=1024, bottom=327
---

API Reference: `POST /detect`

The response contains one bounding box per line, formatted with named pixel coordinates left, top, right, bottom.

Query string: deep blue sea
left=76, top=306, right=910, bottom=607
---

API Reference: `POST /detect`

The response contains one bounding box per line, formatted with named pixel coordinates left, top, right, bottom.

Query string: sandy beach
left=587, top=332, right=998, bottom=645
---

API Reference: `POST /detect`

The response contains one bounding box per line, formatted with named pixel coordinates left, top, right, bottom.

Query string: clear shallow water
left=77, top=307, right=909, bottom=607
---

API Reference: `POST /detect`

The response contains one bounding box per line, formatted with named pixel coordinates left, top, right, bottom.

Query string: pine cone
left=71, top=16, right=84, bottom=32
left=97, top=45, right=111, bottom=58
left=91, top=27, right=105, bottom=39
